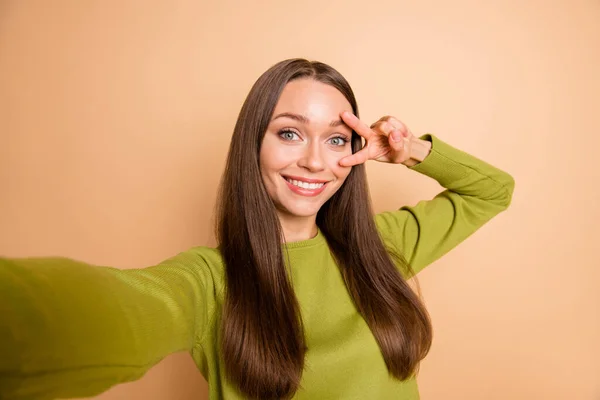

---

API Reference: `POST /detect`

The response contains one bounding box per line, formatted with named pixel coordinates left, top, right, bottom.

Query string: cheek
left=326, top=150, right=352, bottom=181
left=260, top=139, right=297, bottom=182
left=261, top=150, right=292, bottom=175
left=333, top=167, right=351, bottom=185
left=260, top=138, right=284, bottom=172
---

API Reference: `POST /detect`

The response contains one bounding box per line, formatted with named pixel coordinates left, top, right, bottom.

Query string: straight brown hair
left=216, top=58, right=432, bottom=399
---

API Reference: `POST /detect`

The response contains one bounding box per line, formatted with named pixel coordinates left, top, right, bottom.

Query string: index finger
left=341, top=111, right=374, bottom=139
left=339, top=146, right=369, bottom=167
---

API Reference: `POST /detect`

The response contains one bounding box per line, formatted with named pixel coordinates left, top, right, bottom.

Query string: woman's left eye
left=328, top=136, right=349, bottom=146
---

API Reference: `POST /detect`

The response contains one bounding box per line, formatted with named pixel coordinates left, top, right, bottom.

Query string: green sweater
left=0, top=134, right=515, bottom=400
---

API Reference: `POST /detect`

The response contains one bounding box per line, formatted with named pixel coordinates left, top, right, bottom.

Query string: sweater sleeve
left=0, top=248, right=213, bottom=400
left=375, top=134, right=515, bottom=276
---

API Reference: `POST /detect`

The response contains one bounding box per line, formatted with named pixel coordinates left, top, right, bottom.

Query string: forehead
left=273, top=78, right=352, bottom=120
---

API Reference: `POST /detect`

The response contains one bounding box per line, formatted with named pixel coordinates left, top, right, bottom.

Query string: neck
left=278, top=213, right=318, bottom=243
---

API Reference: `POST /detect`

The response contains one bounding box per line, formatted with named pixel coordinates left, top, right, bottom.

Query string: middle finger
left=341, top=111, right=374, bottom=140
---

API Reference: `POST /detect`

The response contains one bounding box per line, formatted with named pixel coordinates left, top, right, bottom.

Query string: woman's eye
left=279, top=130, right=300, bottom=141
left=328, top=136, right=348, bottom=146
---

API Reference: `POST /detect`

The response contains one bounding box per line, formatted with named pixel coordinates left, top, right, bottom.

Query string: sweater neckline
left=283, top=227, right=327, bottom=250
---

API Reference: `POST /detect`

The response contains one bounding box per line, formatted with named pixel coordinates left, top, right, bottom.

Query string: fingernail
left=391, top=131, right=402, bottom=142
left=381, top=122, right=393, bottom=134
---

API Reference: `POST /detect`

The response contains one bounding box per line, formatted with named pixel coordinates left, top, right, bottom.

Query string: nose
left=297, top=141, right=325, bottom=172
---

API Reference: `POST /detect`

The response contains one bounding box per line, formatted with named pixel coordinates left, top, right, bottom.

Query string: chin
left=278, top=202, right=322, bottom=219
left=284, top=208, right=320, bottom=219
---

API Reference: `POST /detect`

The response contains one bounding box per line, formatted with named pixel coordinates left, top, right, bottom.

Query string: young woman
left=0, top=59, right=515, bottom=400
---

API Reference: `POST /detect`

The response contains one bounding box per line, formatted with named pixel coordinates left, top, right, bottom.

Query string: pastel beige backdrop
left=1, top=1, right=598, bottom=399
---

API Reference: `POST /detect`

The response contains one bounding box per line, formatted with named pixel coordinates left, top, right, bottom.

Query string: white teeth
left=286, top=178, right=325, bottom=190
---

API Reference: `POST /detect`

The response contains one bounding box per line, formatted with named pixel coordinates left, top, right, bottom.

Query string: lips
left=281, top=175, right=329, bottom=197
left=282, top=175, right=329, bottom=184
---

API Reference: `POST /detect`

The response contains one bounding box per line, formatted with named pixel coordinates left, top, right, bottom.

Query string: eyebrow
left=271, top=112, right=345, bottom=128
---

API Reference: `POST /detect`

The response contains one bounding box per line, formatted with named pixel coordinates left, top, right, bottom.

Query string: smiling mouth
left=284, top=178, right=325, bottom=189
left=281, top=175, right=329, bottom=196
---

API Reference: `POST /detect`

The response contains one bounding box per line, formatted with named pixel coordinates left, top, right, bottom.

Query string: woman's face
left=259, top=78, right=354, bottom=220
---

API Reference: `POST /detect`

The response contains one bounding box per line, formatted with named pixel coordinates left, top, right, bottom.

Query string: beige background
left=1, top=0, right=599, bottom=399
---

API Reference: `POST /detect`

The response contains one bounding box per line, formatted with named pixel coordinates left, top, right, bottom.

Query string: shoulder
left=174, top=245, right=226, bottom=289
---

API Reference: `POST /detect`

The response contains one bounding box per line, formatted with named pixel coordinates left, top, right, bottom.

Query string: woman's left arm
left=375, top=133, right=515, bottom=275
left=340, top=112, right=515, bottom=275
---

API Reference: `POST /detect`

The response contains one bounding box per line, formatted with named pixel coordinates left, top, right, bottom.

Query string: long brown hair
left=216, top=58, right=432, bottom=399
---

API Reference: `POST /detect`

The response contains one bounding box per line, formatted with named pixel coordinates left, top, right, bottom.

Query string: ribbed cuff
left=409, top=134, right=472, bottom=187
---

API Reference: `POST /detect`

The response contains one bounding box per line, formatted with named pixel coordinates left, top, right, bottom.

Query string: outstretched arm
left=0, top=249, right=213, bottom=400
